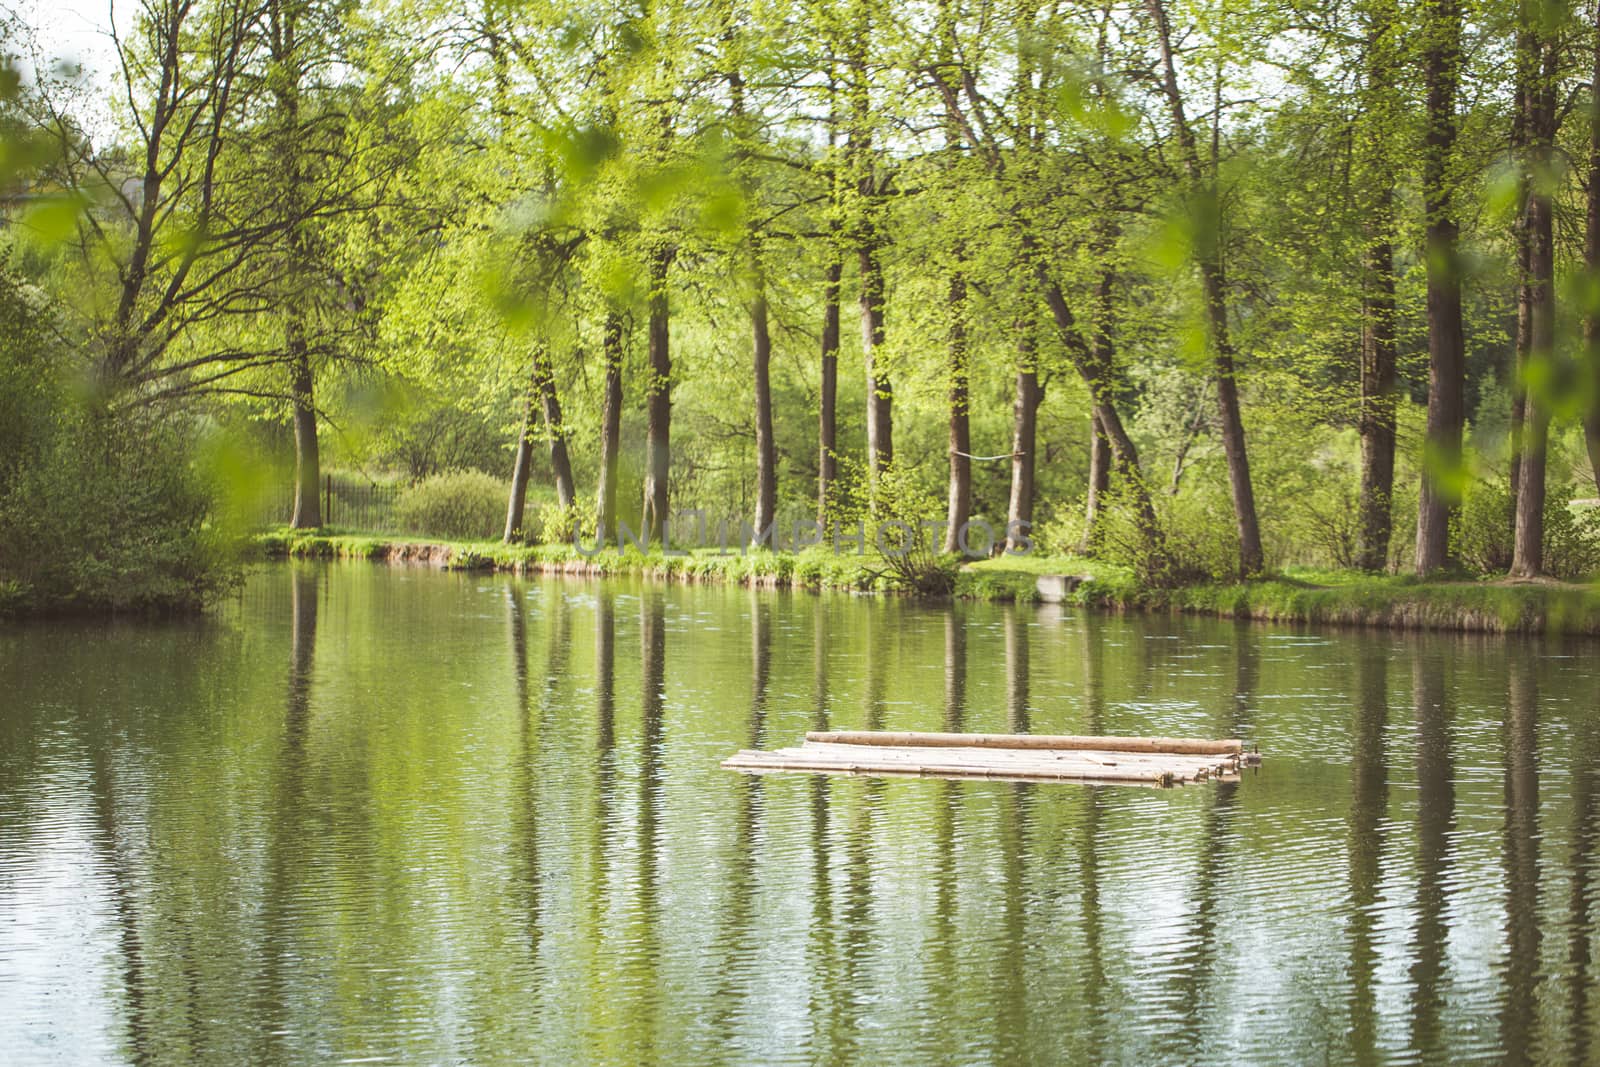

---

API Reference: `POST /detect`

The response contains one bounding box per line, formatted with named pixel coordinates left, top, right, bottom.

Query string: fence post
left=324, top=474, right=332, bottom=528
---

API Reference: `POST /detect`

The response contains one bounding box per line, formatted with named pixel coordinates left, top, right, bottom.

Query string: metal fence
left=259, top=474, right=402, bottom=533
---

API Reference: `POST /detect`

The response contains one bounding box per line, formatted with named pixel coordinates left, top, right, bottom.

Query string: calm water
left=0, top=564, right=1596, bottom=1065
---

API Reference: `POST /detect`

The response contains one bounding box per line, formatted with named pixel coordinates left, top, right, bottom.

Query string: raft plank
left=722, top=748, right=1177, bottom=785
left=794, top=742, right=1232, bottom=777
left=724, top=732, right=1259, bottom=787
left=806, top=730, right=1245, bottom=756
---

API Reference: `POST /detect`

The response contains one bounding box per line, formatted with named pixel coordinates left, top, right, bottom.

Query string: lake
left=1, top=562, right=1594, bottom=1064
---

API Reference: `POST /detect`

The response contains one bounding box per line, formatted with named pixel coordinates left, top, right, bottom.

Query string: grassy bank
left=256, top=527, right=884, bottom=590
left=257, top=528, right=1600, bottom=636
left=962, top=556, right=1600, bottom=634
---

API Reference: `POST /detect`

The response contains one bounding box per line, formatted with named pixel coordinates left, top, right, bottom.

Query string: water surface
left=1, top=563, right=1595, bottom=1064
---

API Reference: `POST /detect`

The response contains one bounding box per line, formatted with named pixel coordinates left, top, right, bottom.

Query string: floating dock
left=722, top=731, right=1259, bottom=787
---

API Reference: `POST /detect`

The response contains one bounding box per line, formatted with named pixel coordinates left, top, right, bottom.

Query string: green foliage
left=1452, top=480, right=1600, bottom=580
left=0, top=412, right=240, bottom=615
left=393, top=470, right=509, bottom=541
left=1091, top=485, right=1240, bottom=587
left=7, top=0, right=1600, bottom=619
left=829, top=462, right=961, bottom=596
left=1545, top=504, right=1600, bottom=581
left=536, top=501, right=589, bottom=545
left=0, top=256, right=240, bottom=615
left=1451, top=479, right=1515, bottom=576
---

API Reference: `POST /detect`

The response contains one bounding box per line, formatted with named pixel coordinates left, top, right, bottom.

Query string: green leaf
left=19, top=193, right=84, bottom=244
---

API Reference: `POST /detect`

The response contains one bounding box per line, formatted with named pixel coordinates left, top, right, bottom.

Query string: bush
left=0, top=265, right=240, bottom=616
left=393, top=469, right=508, bottom=540
left=1451, top=479, right=1514, bottom=576
left=1297, top=480, right=1363, bottom=571
left=537, top=501, right=588, bottom=546
left=1451, top=479, right=1600, bottom=580
left=0, top=411, right=240, bottom=614
left=1545, top=498, right=1600, bottom=580
left=1094, top=483, right=1241, bottom=586
left=823, top=461, right=961, bottom=595
left=1032, top=497, right=1088, bottom=558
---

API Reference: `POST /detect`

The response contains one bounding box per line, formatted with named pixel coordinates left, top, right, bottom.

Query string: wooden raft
left=721, top=730, right=1259, bottom=787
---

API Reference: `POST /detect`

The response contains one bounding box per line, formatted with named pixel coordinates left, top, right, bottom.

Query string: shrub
left=1297, top=480, right=1363, bottom=571
left=393, top=469, right=508, bottom=541
left=1451, top=479, right=1514, bottom=576
left=825, top=461, right=961, bottom=595
left=1451, top=479, right=1600, bottom=580
left=537, top=501, right=589, bottom=546
left=1545, top=498, right=1600, bottom=580
left=1095, top=483, right=1240, bottom=587
left=1032, top=497, right=1089, bottom=558
left=0, top=410, right=240, bottom=614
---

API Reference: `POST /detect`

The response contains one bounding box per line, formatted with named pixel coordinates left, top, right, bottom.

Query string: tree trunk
left=1512, top=187, right=1531, bottom=507
left=1586, top=2, right=1600, bottom=496
left=534, top=343, right=575, bottom=510
left=596, top=310, right=624, bottom=545
left=938, top=0, right=968, bottom=554
left=818, top=257, right=841, bottom=520
left=1414, top=0, right=1466, bottom=575
left=1146, top=0, right=1263, bottom=576
left=861, top=241, right=892, bottom=499
left=504, top=390, right=537, bottom=543
left=1037, top=273, right=1162, bottom=557
left=275, top=0, right=320, bottom=532
left=1006, top=322, right=1042, bottom=554
left=288, top=331, right=321, bottom=529
left=1511, top=26, right=1558, bottom=578
left=752, top=277, right=776, bottom=542
left=642, top=247, right=673, bottom=545
left=944, top=268, right=971, bottom=553
left=1203, top=267, right=1264, bottom=575
left=1511, top=40, right=1532, bottom=508
left=1355, top=8, right=1398, bottom=573
left=847, top=3, right=890, bottom=504
left=505, top=342, right=574, bottom=543
left=1080, top=252, right=1117, bottom=557
left=1356, top=223, right=1398, bottom=572
left=1080, top=414, right=1111, bottom=556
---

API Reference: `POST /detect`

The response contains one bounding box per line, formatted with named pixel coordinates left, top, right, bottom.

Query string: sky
left=18, top=0, right=118, bottom=86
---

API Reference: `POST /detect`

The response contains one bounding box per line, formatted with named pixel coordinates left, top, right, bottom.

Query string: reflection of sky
left=0, top=761, right=123, bottom=1063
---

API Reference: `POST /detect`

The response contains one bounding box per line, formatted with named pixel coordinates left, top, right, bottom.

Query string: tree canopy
left=5, top=0, right=1600, bottom=610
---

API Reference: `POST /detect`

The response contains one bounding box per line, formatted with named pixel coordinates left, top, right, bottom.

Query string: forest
left=3, top=0, right=1600, bottom=613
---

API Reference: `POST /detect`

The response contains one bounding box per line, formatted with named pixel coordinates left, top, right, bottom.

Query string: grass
left=257, top=527, right=886, bottom=591
left=256, top=527, right=1600, bottom=635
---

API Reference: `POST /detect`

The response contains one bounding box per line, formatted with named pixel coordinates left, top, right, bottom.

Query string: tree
left=936, top=0, right=971, bottom=552
left=1355, top=0, right=1401, bottom=572
left=30, top=0, right=272, bottom=403
left=1145, top=0, right=1263, bottom=576
left=930, top=4, right=1166, bottom=567
left=1414, top=0, right=1467, bottom=575
left=1586, top=0, right=1600, bottom=495
left=1510, top=0, right=1565, bottom=577
left=845, top=0, right=892, bottom=504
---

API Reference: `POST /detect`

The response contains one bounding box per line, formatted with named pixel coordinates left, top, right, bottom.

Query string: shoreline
left=258, top=529, right=1600, bottom=637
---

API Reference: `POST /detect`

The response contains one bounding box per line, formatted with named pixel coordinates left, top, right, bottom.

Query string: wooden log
left=745, top=744, right=1231, bottom=783
left=794, top=741, right=1229, bottom=776
left=806, top=730, right=1245, bottom=756
left=726, top=761, right=1174, bottom=788
left=722, top=749, right=1175, bottom=785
